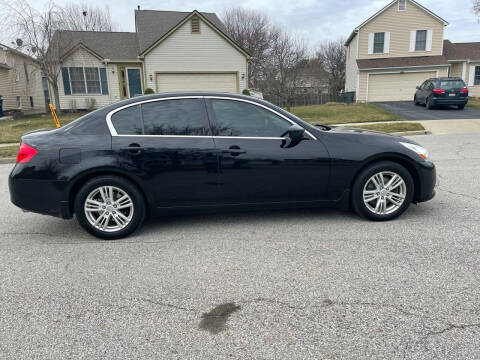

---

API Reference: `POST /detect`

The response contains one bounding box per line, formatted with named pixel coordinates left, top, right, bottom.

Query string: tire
left=425, top=97, right=432, bottom=109
left=352, top=161, right=414, bottom=221
left=414, top=96, right=419, bottom=105
left=458, top=104, right=465, bottom=110
left=74, top=176, right=146, bottom=239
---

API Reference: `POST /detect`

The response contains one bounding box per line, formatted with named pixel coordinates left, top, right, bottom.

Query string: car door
left=205, top=97, right=330, bottom=205
left=417, top=81, right=428, bottom=103
left=109, top=97, right=219, bottom=208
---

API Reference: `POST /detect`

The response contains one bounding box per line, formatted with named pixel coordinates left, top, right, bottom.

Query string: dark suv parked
left=414, top=77, right=469, bottom=110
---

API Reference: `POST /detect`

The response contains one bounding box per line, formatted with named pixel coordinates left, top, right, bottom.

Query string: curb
left=0, top=158, right=15, bottom=164
left=391, top=130, right=432, bottom=136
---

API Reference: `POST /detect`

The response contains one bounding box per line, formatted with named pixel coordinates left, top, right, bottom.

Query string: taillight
left=433, top=89, right=445, bottom=95
left=461, top=88, right=469, bottom=95
left=16, top=142, right=38, bottom=163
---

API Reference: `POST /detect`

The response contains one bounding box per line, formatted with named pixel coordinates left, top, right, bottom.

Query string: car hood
left=326, top=125, right=419, bottom=145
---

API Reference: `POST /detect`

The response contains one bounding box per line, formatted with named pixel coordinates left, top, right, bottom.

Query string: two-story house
left=49, top=9, right=250, bottom=111
left=345, top=0, right=480, bottom=102
left=0, top=43, right=46, bottom=115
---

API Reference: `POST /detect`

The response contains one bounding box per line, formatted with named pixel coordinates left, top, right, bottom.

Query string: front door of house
left=127, top=68, right=142, bottom=98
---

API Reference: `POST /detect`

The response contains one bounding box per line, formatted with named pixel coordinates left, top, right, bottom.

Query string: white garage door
left=156, top=73, right=237, bottom=93
left=368, top=71, right=437, bottom=102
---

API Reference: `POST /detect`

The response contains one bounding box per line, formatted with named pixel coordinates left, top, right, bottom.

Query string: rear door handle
left=122, top=143, right=144, bottom=154
left=222, top=146, right=246, bottom=156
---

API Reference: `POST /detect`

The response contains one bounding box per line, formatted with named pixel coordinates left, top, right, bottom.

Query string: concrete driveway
left=373, top=101, right=480, bottom=120
left=0, top=133, right=479, bottom=359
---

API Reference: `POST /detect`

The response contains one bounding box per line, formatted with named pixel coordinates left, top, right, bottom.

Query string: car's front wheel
left=414, top=95, right=419, bottom=105
left=352, top=161, right=414, bottom=221
left=426, top=97, right=433, bottom=109
left=74, top=176, right=146, bottom=239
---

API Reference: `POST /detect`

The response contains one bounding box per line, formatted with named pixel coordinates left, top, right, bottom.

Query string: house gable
left=357, top=0, right=447, bottom=59
left=138, top=10, right=249, bottom=59
left=143, top=15, right=248, bottom=92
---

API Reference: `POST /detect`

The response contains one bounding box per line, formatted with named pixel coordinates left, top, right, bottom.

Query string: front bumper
left=414, top=160, right=436, bottom=203
left=9, top=170, right=72, bottom=219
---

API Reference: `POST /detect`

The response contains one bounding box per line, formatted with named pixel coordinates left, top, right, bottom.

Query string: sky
left=4, top=0, right=480, bottom=49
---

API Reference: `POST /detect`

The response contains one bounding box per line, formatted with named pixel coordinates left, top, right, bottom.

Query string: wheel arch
left=350, top=154, right=421, bottom=202
left=67, top=168, right=150, bottom=215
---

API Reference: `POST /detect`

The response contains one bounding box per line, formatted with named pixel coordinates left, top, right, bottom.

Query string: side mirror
left=416, top=86, right=420, bottom=90
left=287, top=124, right=305, bottom=141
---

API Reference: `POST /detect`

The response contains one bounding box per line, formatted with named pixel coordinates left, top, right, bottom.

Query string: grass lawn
left=0, top=114, right=79, bottom=144
left=0, top=145, right=20, bottom=158
left=347, top=122, right=425, bottom=133
left=290, top=103, right=403, bottom=125
left=467, top=97, right=480, bottom=109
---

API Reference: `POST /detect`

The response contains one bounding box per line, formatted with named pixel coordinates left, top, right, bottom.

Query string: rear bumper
left=414, top=160, right=436, bottom=203
left=432, top=97, right=468, bottom=105
left=9, top=171, right=72, bottom=219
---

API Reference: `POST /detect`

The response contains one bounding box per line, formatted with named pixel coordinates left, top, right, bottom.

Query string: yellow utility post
left=49, top=103, right=60, bottom=128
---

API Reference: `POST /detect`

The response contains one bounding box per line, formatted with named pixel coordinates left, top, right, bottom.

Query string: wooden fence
left=262, top=93, right=344, bottom=108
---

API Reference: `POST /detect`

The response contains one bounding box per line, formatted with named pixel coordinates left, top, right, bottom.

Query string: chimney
left=137, top=5, right=140, bottom=10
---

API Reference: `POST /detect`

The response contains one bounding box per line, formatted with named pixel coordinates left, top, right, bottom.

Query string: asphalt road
left=374, top=101, right=480, bottom=120
left=0, top=133, right=479, bottom=359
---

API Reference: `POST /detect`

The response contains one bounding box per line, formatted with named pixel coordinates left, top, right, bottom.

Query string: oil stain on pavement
left=199, top=302, right=241, bottom=334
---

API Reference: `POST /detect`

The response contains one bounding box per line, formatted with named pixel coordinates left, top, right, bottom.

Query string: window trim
left=16, top=96, right=22, bottom=109
left=474, top=66, right=480, bottom=86
left=67, top=67, right=103, bottom=95
left=105, top=96, right=317, bottom=140
left=398, top=0, right=406, bottom=11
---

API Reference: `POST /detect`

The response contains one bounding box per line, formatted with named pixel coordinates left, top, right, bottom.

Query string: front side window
left=373, top=32, right=385, bottom=54
left=415, top=30, right=427, bottom=51
left=142, top=99, right=210, bottom=136
left=210, top=99, right=292, bottom=137
left=111, top=105, right=142, bottom=135
left=475, top=66, right=480, bottom=86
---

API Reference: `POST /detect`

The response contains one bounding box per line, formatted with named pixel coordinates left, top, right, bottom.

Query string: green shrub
left=144, top=88, right=154, bottom=94
left=242, top=89, right=251, bottom=96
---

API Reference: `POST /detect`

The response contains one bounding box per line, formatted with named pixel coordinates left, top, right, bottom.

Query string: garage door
left=156, top=73, right=238, bottom=93
left=368, top=71, right=437, bottom=102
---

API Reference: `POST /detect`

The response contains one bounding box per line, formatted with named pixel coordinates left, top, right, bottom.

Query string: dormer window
left=398, top=0, right=406, bottom=11
left=191, top=17, right=200, bottom=33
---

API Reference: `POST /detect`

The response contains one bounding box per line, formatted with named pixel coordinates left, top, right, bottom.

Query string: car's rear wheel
left=426, top=97, right=433, bottom=110
left=74, top=176, right=146, bottom=239
left=458, top=104, right=465, bottom=110
left=352, top=161, right=414, bottom=221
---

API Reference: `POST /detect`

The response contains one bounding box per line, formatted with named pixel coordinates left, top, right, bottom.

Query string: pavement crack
left=427, top=322, right=480, bottom=336
left=134, top=297, right=197, bottom=312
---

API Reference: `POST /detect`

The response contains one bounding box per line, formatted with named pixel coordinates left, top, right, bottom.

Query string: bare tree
left=474, top=0, right=480, bottom=18
left=222, top=7, right=273, bottom=88
left=0, top=0, right=117, bottom=111
left=316, top=39, right=346, bottom=94
left=58, top=2, right=116, bottom=31
left=264, top=30, right=309, bottom=109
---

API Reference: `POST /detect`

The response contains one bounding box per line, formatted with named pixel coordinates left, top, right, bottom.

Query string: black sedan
left=9, top=93, right=436, bottom=239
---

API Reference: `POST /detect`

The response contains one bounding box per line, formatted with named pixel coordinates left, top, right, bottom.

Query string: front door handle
left=222, top=145, right=246, bottom=156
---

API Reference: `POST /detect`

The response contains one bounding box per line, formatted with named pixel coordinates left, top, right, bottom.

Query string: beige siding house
left=0, top=44, right=46, bottom=115
left=345, top=0, right=480, bottom=102
left=51, top=10, right=249, bottom=110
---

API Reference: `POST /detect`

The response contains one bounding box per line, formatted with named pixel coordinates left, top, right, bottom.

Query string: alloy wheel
left=84, top=186, right=134, bottom=232
left=362, top=171, right=407, bottom=215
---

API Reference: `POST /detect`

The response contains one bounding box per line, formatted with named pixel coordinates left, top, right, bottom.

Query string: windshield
left=439, top=80, right=465, bottom=90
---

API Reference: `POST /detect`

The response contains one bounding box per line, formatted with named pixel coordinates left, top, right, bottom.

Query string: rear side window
left=210, top=99, right=292, bottom=137
left=142, top=99, right=210, bottom=136
left=111, top=105, right=142, bottom=135
left=439, top=80, right=466, bottom=90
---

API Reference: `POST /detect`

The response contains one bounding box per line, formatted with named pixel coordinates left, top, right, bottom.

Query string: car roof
left=427, top=77, right=464, bottom=81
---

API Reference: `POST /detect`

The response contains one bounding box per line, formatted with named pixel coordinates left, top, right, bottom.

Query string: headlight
left=400, top=142, right=429, bottom=161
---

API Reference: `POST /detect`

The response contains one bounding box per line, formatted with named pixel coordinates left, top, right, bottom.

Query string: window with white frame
left=415, top=30, right=427, bottom=51
left=475, top=66, right=480, bottom=86
left=67, top=67, right=102, bottom=94
left=398, top=0, right=406, bottom=11
left=16, top=96, right=22, bottom=109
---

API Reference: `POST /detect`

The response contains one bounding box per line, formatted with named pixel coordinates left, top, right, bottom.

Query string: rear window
left=111, top=105, right=143, bottom=135
left=439, top=80, right=466, bottom=90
